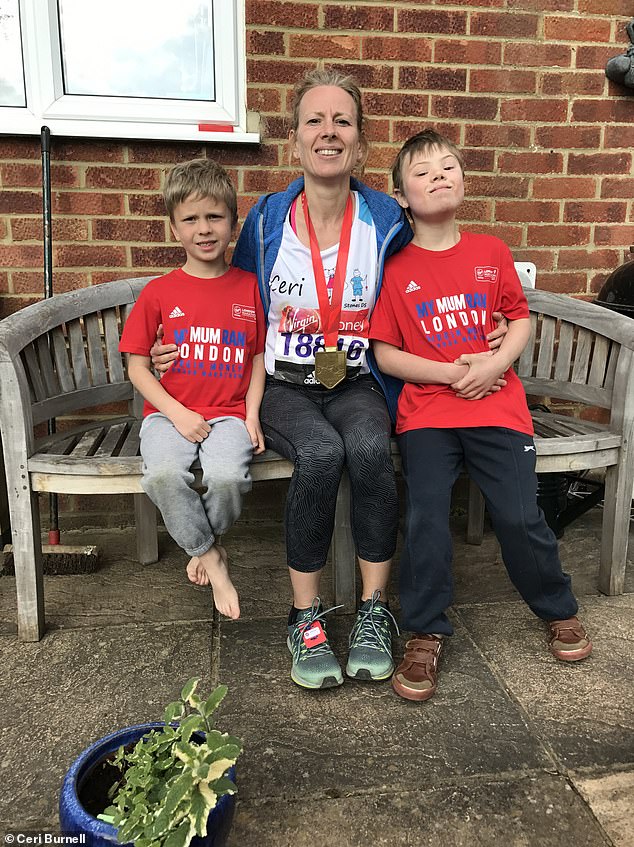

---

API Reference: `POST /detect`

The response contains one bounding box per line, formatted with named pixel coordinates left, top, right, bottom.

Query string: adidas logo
left=405, top=280, right=421, bottom=293
left=169, top=306, right=185, bottom=318
left=304, top=371, right=319, bottom=385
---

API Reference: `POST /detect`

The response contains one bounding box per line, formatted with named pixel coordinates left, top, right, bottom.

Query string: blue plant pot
left=59, top=723, right=236, bottom=847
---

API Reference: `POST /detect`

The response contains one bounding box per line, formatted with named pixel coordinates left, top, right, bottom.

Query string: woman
left=153, top=68, right=504, bottom=692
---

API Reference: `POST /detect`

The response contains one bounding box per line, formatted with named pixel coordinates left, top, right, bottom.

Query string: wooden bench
left=1, top=279, right=633, bottom=641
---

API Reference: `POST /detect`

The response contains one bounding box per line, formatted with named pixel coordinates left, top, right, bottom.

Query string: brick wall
left=1, top=1, right=634, bottom=318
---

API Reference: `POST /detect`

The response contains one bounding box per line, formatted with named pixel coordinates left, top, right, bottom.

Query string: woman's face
left=290, top=85, right=363, bottom=182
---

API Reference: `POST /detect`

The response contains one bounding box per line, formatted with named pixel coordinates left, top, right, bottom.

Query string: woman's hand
left=487, top=312, right=508, bottom=350
left=150, top=323, right=179, bottom=374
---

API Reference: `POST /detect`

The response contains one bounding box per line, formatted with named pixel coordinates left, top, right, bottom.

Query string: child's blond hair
left=391, top=129, right=465, bottom=194
left=163, top=158, right=238, bottom=227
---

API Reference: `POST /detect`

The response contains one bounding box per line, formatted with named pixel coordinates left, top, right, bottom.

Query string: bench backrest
left=0, top=278, right=153, bottom=451
left=520, top=289, right=634, bottom=424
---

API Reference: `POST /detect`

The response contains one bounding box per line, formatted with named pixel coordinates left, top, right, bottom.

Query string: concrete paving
left=0, top=481, right=632, bottom=846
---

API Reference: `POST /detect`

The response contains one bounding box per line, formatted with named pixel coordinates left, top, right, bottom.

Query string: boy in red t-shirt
left=369, top=130, right=592, bottom=702
left=119, top=159, right=265, bottom=620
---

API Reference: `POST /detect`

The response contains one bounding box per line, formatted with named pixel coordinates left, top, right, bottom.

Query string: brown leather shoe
left=391, top=634, right=443, bottom=701
left=548, top=616, right=592, bottom=661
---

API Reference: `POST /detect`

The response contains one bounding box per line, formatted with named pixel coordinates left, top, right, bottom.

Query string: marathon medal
left=302, top=192, right=353, bottom=390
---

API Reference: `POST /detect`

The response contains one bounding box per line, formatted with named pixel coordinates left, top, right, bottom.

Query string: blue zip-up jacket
left=232, top=176, right=413, bottom=420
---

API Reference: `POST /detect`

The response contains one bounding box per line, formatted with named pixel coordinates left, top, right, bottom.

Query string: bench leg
left=134, top=493, right=158, bottom=565
left=598, top=458, right=634, bottom=595
left=10, top=491, right=46, bottom=641
left=466, top=478, right=485, bottom=545
left=332, top=471, right=356, bottom=613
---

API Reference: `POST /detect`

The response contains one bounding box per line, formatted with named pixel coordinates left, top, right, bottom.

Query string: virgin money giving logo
left=232, top=304, right=256, bottom=321
left=474, top=266, right=499, bottom=283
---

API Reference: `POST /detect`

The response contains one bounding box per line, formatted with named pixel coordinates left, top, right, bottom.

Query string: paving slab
left=456, top=595, right=634, bottom=770
left=573, top=770, right=634, bottom=847
left=229, top=773, right=610, bottom=847
left=0, top=622, right=217, bottom=830
left=217, top=615, right=552, bottom=803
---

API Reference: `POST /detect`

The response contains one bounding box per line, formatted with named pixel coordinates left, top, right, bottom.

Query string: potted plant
left=59, top=678, right=242, bottom=847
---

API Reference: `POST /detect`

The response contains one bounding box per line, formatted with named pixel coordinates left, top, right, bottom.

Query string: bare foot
left=198, top=544, right=240, bottom=619
left=186, top=556, right=210, bottom=586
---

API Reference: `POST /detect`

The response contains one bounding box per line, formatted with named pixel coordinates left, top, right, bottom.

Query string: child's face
left=394, top=145, right=464, bottom=223
left=170, top=194, right=233, bottom=276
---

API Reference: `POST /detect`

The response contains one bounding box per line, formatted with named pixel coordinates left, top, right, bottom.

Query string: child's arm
left=127, top=355, right=212, bottom=443
left=373, top=341, right=469, bottom=385
left=244, top=353, right=266, bottom=454
left=451, top=317, right=531, bottom=400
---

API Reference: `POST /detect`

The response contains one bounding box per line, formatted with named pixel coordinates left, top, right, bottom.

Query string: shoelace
left=348, top=589, right=400, bottom=653
left=289, top=597, right=343, bottom=662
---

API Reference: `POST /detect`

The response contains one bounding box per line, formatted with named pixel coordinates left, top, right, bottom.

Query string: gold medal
left=315, top=348, right=347, bottom=389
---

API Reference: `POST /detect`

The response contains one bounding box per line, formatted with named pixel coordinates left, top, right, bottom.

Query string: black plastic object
left=594, top=251, right=634, bottom=317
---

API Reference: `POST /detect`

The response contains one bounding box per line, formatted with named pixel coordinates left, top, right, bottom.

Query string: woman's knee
left=296, top=434, right=345, bottom=475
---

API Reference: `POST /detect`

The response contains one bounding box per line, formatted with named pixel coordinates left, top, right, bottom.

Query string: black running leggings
left=260, top=376, right=399, bottom=572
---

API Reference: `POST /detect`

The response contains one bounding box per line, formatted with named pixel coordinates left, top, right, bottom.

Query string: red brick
left=463, top=149, right=495, bottom=172
left=366, top=92, right=430, bottom=118
left=568, top=152, right=631, bottom=175
left=564, top=201, right=627, bottom=224
left=594, top=225, right=634, bottom=246
left=0, top=139, right=40, bottom=159
left=541, top=72, right=605, bottom=96
left=465, top=124, right=531, bottom=148
left=126, top=143, right=205, bottom=164
left=361, top=172, right=389, bottom=193
left=467, top=223, right=524, bottom=246
left=470, top=11, right=539, bottom=38
left=544, top=15, right=612, bottom=41
left=249, top=30, right=286, bottom=56
left=0, top=245, right=44, bottom=266
left=246, top=0, right=318, bottom=28
left=1, top=163, right=42, bottom=188
left=262, top=117, right=291, bottom=140
left=0, top=272, right=8, bottom=293
left=600, top=178, right=634, bottom=199
left=0, top=296, right=40, bottom=318
left=93, top=220, right=166, bottom=242
left=469, top=175, right=530, bottom=198
left=247, top=87, right=282, bottom=113
left=526, top=224, right=591, bottom=246
left=0, top=191, right=42, bottom=214
left=53, top=192, right=124, bottom=215
left=363, top=36, right=432, bottom=63
left=504, top=43, right=572, bottom=68
left=571, top=100, right=633, bottom=123
left=128, top=194, right=166, bottom=216
left=55, top=245, right=127, bottom=268
left=398, top=9, right=467, bottom=35
left=431, top=96, right=498, bottom=120
left=86, top=166, right=160, bottom=191
left=576, top=45, right=621, bottom=69
left=578, top=0, right=633, bottom=14
left=12, top=271, right=87, bottom=294
left=499, top=151, right=564, bottom=174
left=513, top=249, right=556, bottom=270
left=532, top=177, right=597, bottom=199
left=202, top=144, right=279, bottom=167
left=366, top=145, right=401, bottom=170
left=11, top=218, right=89, bottom=242
left=131, top=246, right=185, bottom=267
left=536, top=271, right=587, bottom=293
left=557, top=249, right=622, bottom=270
left=366, top=119, right=390, bottom=143
left=52, top=141, right=125, bottom=163
left=434, top=38, right=502, bottom=65
left=290, top=34, right=361, bottom=59
left=500, top=99, right=568, bottom=122
left=243, top=169, right=299, bottom=194
left=247, top=59, right=315, bottom=85
left=470, top=70, right=537, bottom=94
left=324, top=5, right=393, bottom=31
left=459, top=199, right=493, bottom=221
left=496, top=200, right=560, bottom=223
left=535, top=126, right=602, bottom=149
left=508, top=0, right=574, bottom=9
left=326, top=63, right=394, bottom=90
left=604, top=124, right=634, bottom=149
left=0, top=219, right=7, bottom=239
left=399, top=67, right=467, bottom=91
left=392, top=120, right=461, bottom=146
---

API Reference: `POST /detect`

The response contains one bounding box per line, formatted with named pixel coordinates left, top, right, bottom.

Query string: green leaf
left=163, top=701, right=186, bottom=724
left=187, top=786, right=214, bottom=836
left=212, top=776, right=237, bottom=796
left=163, top=771, right=195, bottom=818
left=201, top=685, right=227, bottom=719
left=180, top=678, right=199, bottom=702
left=179, top=714, right=205, bottom=743
left=163, top=820, right=192, bottom=847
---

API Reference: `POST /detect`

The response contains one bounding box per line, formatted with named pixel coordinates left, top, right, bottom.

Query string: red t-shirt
left=119, top=267, right=265, bottom=420
left=370, top=232, right=533, bottom=436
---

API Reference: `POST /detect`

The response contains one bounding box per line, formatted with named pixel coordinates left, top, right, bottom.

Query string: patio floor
left=0, top=480, right=633, bottom=846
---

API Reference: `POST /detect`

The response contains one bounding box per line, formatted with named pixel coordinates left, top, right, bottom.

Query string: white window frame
left=1, top=0, right=258, bottom=143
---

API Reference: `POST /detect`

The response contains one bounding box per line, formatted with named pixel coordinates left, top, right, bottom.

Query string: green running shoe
left=287, top=598, right=344, bottom=689
left=346, top=590, right=399, bottom=680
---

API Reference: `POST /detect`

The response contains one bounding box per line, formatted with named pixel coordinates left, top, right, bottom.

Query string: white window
left=0, top=0, right=258, bottom=143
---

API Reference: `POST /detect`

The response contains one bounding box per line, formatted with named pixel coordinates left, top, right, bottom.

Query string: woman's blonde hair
left=290, top=68, right=365, bottom=136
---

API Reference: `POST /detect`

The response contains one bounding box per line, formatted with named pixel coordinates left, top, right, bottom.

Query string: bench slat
left=68, top=318, right=90, bottom=389
left=103, top=308, right=125, bottom=383
left=94, top=422, right=128, bottom=458
left=22, top=343, right=47, bottom=401
left=553, top=322, right=574, bottom=383
left=35, top=334, right=60, bottom=396
left=85, top=313, right=108, bottom=386
left=536, top=315, right=556, bottom=378
left=571, top=327, right=593, bottom=384
left=51, top=326, right=76, bottom=393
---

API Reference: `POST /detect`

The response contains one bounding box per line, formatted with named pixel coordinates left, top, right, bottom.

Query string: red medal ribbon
left=302, top=192, right=353, bottom=349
